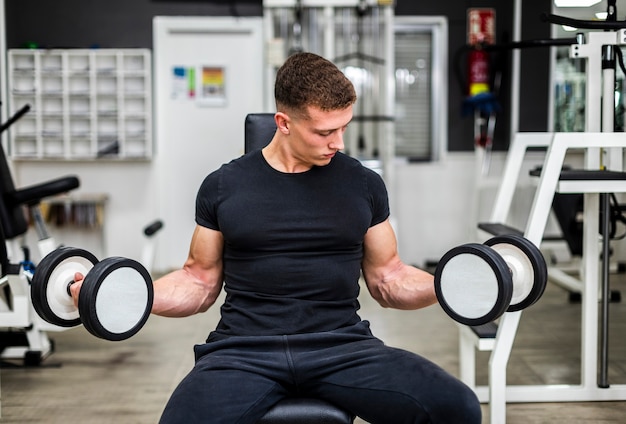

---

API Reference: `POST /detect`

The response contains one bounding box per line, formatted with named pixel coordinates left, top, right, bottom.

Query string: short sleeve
left=195, top=170, right=221, bottom=231
left=366, top=169, right=390, bottom=227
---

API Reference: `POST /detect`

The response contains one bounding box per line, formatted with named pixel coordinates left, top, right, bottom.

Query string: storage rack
left=7, top=49, right=152, bottom=160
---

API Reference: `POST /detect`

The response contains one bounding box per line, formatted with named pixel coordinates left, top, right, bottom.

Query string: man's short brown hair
left=274, top=52, right=357, bottom=118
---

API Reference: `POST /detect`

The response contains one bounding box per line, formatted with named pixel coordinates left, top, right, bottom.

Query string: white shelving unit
left=7, top=49, right=152, bottom=160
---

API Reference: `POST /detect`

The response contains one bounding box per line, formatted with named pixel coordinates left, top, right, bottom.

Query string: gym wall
left=5, top=0, right=552, bottom=152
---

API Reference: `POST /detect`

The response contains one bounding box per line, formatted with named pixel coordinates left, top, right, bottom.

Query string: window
left=394, top=17, right=448, bottom=161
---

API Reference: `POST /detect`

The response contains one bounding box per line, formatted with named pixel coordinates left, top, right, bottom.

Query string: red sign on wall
left=468, top=8, right=496, bottom=45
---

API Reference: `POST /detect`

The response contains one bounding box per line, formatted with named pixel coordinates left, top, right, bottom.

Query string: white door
left=153, top=17, right=265, bottom=271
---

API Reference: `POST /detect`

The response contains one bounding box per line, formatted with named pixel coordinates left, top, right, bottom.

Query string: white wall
left=394, top=150, right=548, bottom=267
left=152, top=17, right=265, bottom=271
left=13, top=160, right=157, bottom=264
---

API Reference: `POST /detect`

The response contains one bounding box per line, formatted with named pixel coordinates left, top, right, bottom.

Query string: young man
left=75, top=52, right=481, bottom=423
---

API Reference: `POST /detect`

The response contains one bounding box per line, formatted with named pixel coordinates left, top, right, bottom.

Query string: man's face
left=286, top=105, right=353, bottom=168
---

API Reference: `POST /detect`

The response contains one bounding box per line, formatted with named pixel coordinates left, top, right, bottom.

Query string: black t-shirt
left=196, top=150, right=390, bottom=336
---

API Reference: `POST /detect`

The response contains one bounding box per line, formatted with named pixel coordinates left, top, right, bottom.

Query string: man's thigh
left=295, top=336, right=481, bottom=424
left=159, top=339, right=291, bottom=424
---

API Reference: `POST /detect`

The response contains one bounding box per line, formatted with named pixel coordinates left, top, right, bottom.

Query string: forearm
left=364, top=263, right=437, bottom=310
left=151, top=267, right=222, bottom=317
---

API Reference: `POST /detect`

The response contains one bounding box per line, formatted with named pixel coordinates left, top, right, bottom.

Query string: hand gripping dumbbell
left=31, top=247, right=153, bottom=341
left=434, top=234, right=548, bottom=326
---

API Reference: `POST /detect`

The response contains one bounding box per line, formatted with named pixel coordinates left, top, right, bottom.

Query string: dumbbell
left=434, top=234, right=547, bottom=326
left=31, top=247, right=153, bottom=341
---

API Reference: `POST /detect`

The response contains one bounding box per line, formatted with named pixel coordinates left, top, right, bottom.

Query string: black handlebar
left=541, top=12, right=626, bottom=31
left=0, top=104, right=31, bottom=134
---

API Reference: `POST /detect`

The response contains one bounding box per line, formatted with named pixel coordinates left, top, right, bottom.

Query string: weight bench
left=245, top=113, right=354, bottom=424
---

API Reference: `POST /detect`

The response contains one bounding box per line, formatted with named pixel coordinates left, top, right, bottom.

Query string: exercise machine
left=468, top=4, right=626, bottom=423
left=0, top=104, right=80, bottom=365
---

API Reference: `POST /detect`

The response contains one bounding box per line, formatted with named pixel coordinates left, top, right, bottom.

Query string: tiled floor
left=2, top=271, right=626, bottom=423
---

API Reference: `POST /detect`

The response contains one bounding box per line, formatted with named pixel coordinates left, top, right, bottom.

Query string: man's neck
left=261, top=138, right=313, bottom=174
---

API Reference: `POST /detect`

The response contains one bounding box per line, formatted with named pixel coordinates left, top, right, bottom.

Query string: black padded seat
left=470, top=322, right=498, bottom=339
left=245, top=113, right=354, bottom=424
left=477, top=222, right=523, bottom=237
left=528, top=167, right=626, bottom=255
left=529, top=168, right=626, bottom=180
left=559, top=170, right=626, bottom=180
left=245, top=113, right=277, bottom=152
left=258, top=398, right=353, bottom=424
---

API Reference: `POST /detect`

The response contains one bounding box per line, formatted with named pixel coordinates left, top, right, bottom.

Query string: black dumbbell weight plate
left=434, top=243, right=513, bottom=326
left=78, top=257, right=153, bottom=341
left=484, top=234, right=548, bottom=312
left=31, top=247, right=98, bottom=327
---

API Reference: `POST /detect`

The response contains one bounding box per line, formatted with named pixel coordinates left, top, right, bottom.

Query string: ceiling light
left=554, top=0, right=601, bottom=6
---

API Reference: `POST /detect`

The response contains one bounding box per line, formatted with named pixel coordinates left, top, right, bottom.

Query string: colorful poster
left=171, top=66, right=196, bottom=100
left=197, top=66, right=226, bottom=106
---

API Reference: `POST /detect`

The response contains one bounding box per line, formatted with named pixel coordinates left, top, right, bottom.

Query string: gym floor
left=2, top=270, right=626, bottom=423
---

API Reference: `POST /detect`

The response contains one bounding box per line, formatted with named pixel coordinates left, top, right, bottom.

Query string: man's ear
left=275, top=112, right=290, bottom=135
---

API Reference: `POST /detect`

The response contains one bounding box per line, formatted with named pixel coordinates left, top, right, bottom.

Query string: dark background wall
left=396, top=0, right=552, bottom=152
left=4, top=0, right=552, bottom=152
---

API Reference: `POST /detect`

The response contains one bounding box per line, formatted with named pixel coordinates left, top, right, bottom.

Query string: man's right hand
left=69, top=272, right=85, bottom=308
